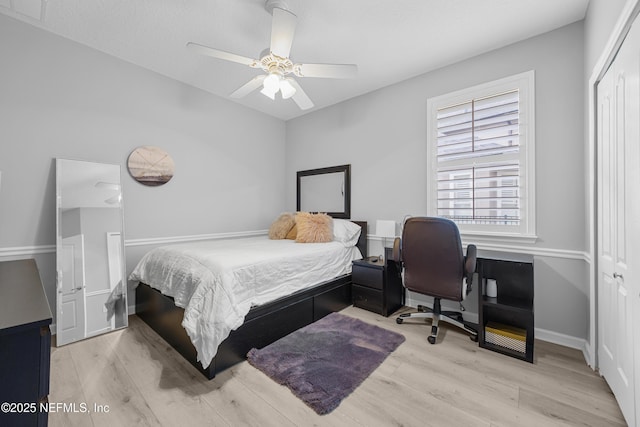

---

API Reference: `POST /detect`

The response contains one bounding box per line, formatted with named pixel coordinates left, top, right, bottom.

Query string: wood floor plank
left=66, top=330, right=162, bottom=427
left=338, top=369, right=491, bottom=427
left=231, top=362, right=361, bottom=427
left=196, top=368, right=298, bottom=427
left=47, top=308, right=626, bottom=427
left=518, top=388, right=628, bottom=427
left=113, top=327, right=230, bottom=427
left=49, top=346, right=94, bottom=427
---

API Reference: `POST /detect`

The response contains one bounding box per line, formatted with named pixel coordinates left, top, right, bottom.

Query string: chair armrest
left=391, top=237, right=402, bottom=262
left=464, top=244, right=477, bottom=294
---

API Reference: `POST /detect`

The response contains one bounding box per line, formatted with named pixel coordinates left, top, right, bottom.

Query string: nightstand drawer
left=352, top=284, right=383, bottom=314
left=352, top=265, right=383, bottom=290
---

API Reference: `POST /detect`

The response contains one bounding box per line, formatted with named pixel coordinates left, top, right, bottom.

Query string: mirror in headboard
left=297, top=164, right=351, bottom=219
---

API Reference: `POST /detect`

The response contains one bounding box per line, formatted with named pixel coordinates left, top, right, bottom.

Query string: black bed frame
left=135, top=221, right=368, bottom=379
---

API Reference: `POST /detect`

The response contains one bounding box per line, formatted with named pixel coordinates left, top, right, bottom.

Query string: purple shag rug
left=246, top=312, right=405, bottom=415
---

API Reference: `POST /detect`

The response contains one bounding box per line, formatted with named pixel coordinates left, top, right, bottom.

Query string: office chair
left=392, top=217, right=478, bottom=344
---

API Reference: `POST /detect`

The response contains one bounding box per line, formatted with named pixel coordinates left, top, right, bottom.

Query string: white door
left=58, top=234, right=86, bottom=345
left=596, top=15, right=639, bottom=427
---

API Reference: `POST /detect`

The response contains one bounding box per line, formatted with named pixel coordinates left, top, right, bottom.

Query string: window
left=427, top=71, right=536, bottom=240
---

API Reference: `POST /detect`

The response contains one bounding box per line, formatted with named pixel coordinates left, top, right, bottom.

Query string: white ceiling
left=1, top=0, right=589, bottom=121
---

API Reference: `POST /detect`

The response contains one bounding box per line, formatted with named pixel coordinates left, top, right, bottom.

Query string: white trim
left=461, top=240, right=589, bottom=262
left=587, top=0, right=640, bottom=370
left=535, top=327, right=587, bottom=352
left=370, top=234, right=588, bottom=262
left=535, top=327, right=593, bottom=369
left=461, top=231, right=538, bottom=245
left=85, top=289, right=111, bottom=297
left=582, top=340, right=595, bottom=370
left=125, top=229, right=268, bottom=247
left=0, top=231, right=587, bottom=264
left=427, top=70, right=537, bottom=239
left=0, top=230, right=270, bottom=259
left=0, top=245, right=56, bottom=257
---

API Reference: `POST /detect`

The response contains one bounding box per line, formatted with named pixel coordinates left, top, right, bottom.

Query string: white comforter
left=129, top=236, right=362, bottom=368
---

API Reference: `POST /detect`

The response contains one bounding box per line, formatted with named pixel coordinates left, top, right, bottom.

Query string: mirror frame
left=55, top=158, right=128, bottom=345
left=296, top=164, right=351, bottom=219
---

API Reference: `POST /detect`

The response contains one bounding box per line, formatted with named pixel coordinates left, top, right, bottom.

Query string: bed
left=133, top=220, right=367, bottom=379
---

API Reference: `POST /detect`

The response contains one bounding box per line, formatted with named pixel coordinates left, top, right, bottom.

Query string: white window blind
left=437, top=90, right=521, bottom=225
left=427, top=71, right=536, bottom=239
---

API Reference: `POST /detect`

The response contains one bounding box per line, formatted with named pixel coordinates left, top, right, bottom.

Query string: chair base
left=396, top=300, right=478, bottom=344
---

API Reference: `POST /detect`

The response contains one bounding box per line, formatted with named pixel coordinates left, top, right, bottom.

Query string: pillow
left=333, top=219, right=362, bottom=247
left=268, top=213, right=295, bottom=239
left=295, top=212, right=333, bottom=243
left=285, top=223, right=297, bottom=240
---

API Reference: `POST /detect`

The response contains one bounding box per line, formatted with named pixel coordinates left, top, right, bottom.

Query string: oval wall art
left=127, top=146, right=175, bottom=186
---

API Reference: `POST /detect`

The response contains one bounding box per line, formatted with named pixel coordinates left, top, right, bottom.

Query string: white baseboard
left=405, top=296, right=591, bottom=366
left=534, top=327, right=587, bottom=351
left=532, top=328, right=594, bottom=369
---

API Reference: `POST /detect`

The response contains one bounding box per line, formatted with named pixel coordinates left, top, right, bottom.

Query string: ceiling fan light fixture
left=260, top=86, right=277, bottom=100
left=263, top=72, right=281, bottom=91
left=280, top=78, right=296, bottom=99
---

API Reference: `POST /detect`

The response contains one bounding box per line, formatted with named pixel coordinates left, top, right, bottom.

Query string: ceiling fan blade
left=270, top=7, right=297, bottom=58
left=287, top=79, right=314, bottom=110
left=295, top=63, right=358, bottom=79
left=230, top=75, right=267, bottom=98
left=186, top=42, right=257, bottom=67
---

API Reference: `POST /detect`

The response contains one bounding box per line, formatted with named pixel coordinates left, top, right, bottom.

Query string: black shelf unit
left=477, top=252, right=534, bottom=363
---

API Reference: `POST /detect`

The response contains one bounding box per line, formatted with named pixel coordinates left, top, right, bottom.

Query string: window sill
left=460, top=231, right=538, bottom=246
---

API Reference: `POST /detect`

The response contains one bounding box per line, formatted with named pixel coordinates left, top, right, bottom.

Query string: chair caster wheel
left=427, top=336, right=436, bottom=344
left=470, top=335, right=479, bottom=342
left=396, top=318, right=403, bottom=324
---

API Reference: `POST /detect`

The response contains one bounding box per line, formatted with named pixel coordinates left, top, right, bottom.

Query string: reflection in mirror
left=297, top=164, right=351, bottom=218
left=56, top=159, right=127, bottom=346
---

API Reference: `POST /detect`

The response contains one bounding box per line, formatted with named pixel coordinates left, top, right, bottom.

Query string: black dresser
left=0, top=259, right=53, bottom=427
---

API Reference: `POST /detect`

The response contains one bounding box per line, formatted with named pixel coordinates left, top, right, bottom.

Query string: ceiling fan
left=186, top=0, right=357, bottom=110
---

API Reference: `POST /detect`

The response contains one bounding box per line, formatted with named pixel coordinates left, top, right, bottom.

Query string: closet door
left=596, top=15, right=640, bottom=427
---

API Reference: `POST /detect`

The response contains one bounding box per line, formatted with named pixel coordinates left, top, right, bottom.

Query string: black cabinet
left=352, top=253, right=404, bottom=317
left=0, top=259, right=52, bottom=427
left=477, top=253, right=534, bottom=362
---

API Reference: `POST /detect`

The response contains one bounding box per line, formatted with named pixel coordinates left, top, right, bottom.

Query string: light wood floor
left=49, top=306, right=627, bottom=426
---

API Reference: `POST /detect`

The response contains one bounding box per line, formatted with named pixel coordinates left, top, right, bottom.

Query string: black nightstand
left=352, top=253, right=404, bottom=317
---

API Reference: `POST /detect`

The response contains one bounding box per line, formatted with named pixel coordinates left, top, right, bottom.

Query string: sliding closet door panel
left=597, top=14, right=639, bottom=426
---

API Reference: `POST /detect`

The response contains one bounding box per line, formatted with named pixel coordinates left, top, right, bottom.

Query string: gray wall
left=1, top=5, right=630, bottom=346
left=286, top=22, right=589, bottom=342
left=0, top=15, right=286, bottom=323
left=584, top=0, right=628, bottom=74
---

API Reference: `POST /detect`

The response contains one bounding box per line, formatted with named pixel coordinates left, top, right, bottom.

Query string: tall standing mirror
left=56, top=159, right=127, bottom=346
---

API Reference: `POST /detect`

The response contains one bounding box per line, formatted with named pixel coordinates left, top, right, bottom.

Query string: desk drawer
left=352, top=265, right=383, bottom=290
left=352, top=284, right=383, bottom=314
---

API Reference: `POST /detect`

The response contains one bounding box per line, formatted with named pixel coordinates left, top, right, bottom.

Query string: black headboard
left=352, top=221, right=368, bottom=257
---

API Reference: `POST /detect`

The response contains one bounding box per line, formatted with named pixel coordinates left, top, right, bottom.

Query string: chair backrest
left=401, top=217, right=465, bottom=301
